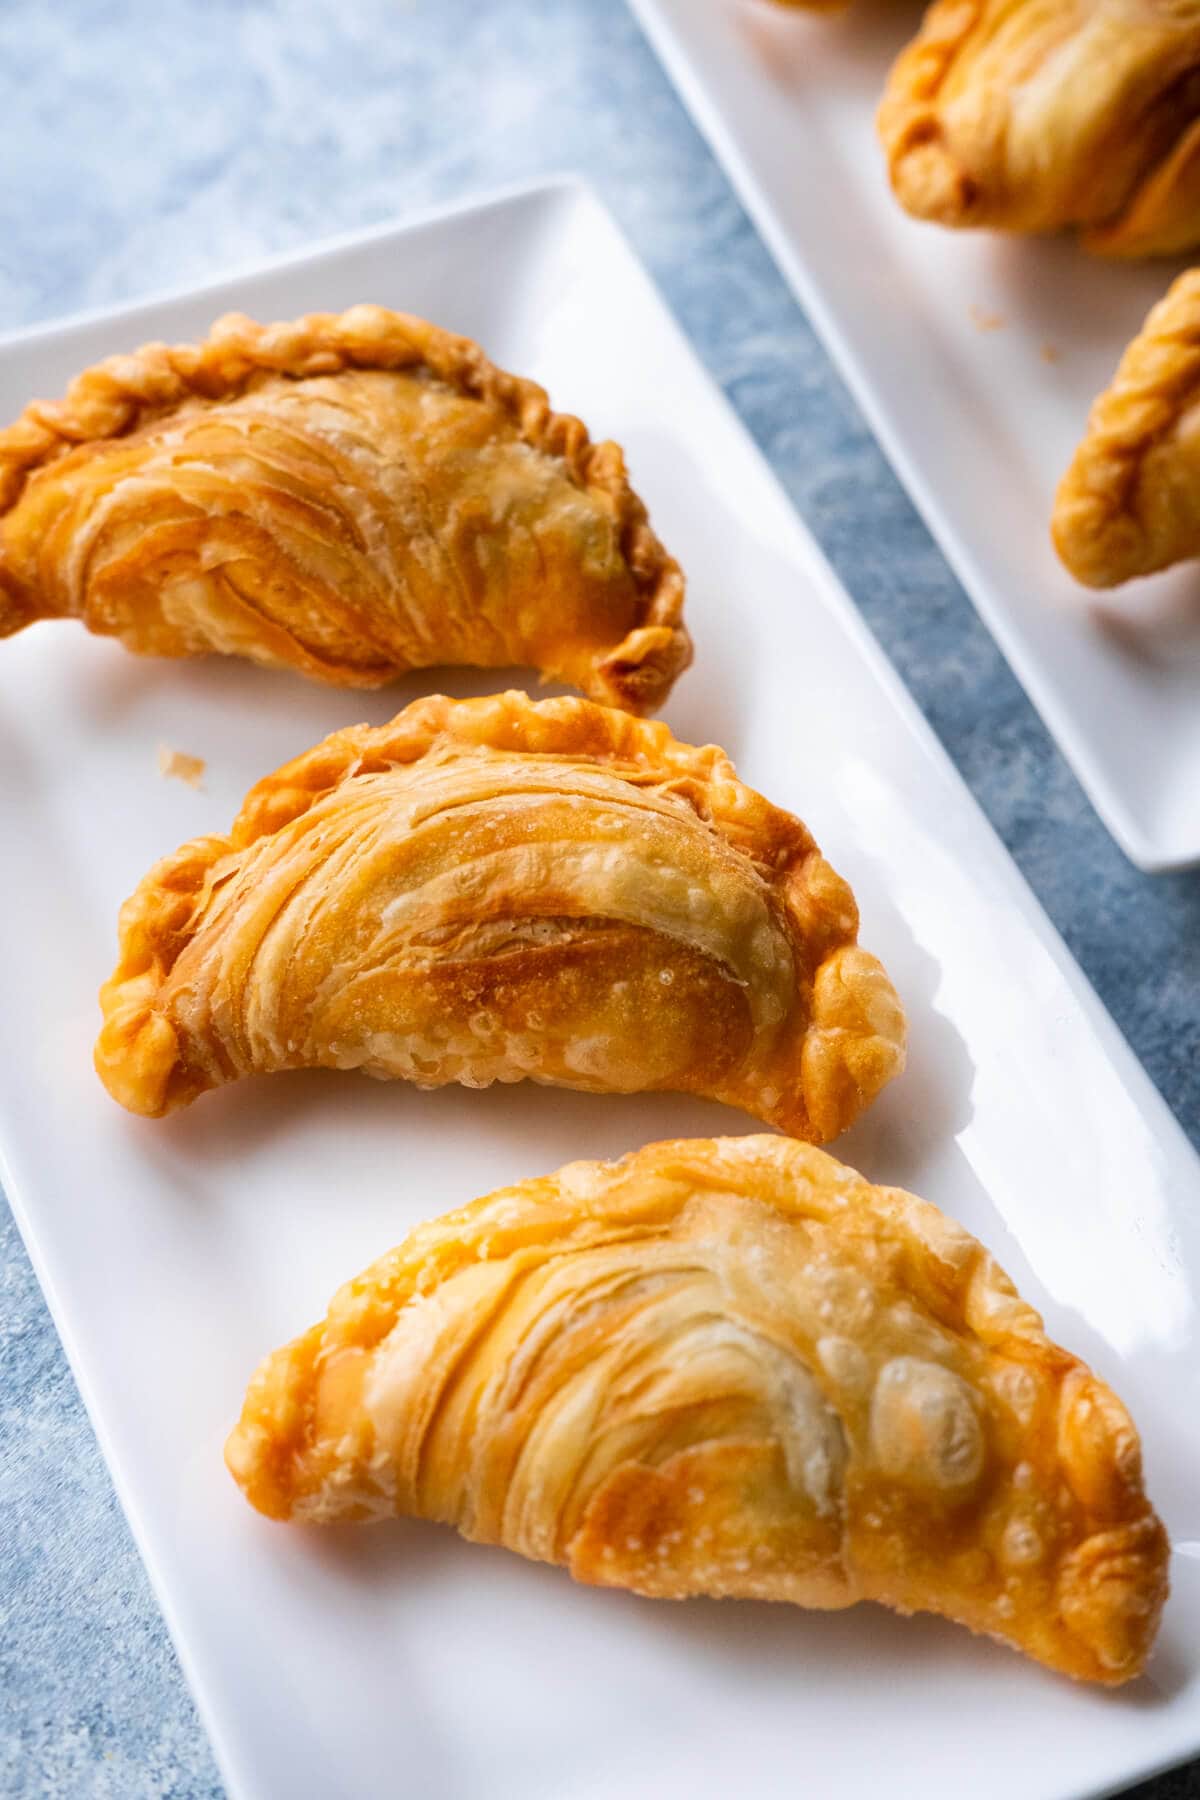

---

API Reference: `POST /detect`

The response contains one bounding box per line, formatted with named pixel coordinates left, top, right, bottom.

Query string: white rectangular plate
left=2, top=181, right=1198, bottom=1800
left=630, top=0, right=1200, bottom=871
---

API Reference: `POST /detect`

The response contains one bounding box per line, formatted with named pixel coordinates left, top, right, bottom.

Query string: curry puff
left=0, top=307, right=689, bottom=712
left=226, top=1135, right=1168, bottom=1686
left=1055, top=267, right=1200, bottom=586
left=879, top=1, right=1200, bottom=258
left=95, top=691, right=904, bottom=1136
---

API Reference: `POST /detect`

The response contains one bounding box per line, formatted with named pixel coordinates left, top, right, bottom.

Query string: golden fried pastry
left=226, top=1135, right=1168, bottom=1685
left=879, top=2, right=1200, bottom=257
left=1054, top=268, right=1200, bottom=585
left=95, top=691, right=905, bottom=1133
left=0, top=307, right=689, bottom=712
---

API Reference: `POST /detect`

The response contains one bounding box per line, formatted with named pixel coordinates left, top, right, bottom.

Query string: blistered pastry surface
left=226, top=1134, right=1168, bottom=1685
left=95, top=691, right=905, bottom=1138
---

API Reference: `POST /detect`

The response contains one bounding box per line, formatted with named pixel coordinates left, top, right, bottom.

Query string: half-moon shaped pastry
left=878, top=3, right=1200, bottom=257
left=1054, top=268, right=1200, bottom=585
left=0, top=307, right=689, bottom=712
left=225, top=1135, right=1169, bottom=1685
left=95, top=691, right=905, bottom=1134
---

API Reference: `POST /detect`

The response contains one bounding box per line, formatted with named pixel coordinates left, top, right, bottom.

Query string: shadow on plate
left=292, top=1506, right=1193, bottom=1705
left=63, top=631, right=584, bottom=742
left=735, top=0, right=927, bottom=91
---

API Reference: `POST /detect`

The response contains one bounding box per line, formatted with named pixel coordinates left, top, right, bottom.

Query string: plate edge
left=625, top=0, right=1200, bottom=874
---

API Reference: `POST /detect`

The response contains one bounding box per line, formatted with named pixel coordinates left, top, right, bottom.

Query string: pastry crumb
left=157, top=744, right=206, bottom=789
left=1040, top=342, right=1062, bottom=365
left=968, top=304, right=1007, bottom=333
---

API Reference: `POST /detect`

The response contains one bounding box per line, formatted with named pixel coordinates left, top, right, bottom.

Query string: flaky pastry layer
left=1054, top=267, right=1200, bottom=585
left=226, top=1134, right=1168, bottom=1685
left=878, top=1, right=1200, bottom=257
left=0, top=306, right=689, bottom=712
left=95, top=691, right=905, bottom=1136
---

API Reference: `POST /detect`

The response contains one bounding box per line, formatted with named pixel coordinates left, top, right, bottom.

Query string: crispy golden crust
left=225, top=1135, right=1168, bottom=1685
left=0, top=306, right=689, bottom=713
left=94, top=691, right=905, bottom=1136
left=878, top=0, right=1200, bottom=257
left=1054, top=267, right=1200, bottom=585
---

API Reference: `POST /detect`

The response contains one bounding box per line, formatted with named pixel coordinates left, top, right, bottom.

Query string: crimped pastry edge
left=0, top=305, right=690, bottom=713
left=877, top=0, right=990, bottom=230
left=877, top=5, right=1200, bottom=255
left=94, top=691, right=906, bottom=1134
left=1053, top=268, right=1200, bottom=586
left=224, top=1132, right=1169, bottom=1685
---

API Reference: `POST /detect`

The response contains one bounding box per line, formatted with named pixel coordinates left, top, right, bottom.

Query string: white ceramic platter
left=1, top=182, right=1197, bottom=1800
left=629, top=0, right=1200, bottom=871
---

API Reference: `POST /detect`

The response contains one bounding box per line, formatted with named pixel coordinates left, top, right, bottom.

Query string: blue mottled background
left=1, top=3, right=1196, bottom=1795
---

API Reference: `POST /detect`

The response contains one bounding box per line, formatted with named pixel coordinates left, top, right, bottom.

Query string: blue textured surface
left=0, top=3, right=1197, bottom=1795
